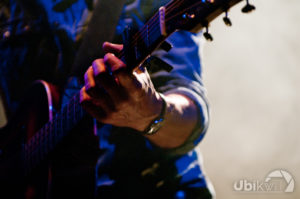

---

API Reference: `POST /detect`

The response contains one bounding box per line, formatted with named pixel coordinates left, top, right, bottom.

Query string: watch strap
left=142, top=94, right=167, bottom=135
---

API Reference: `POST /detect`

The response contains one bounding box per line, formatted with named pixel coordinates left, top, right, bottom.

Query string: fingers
left=79, top=87, right=107, bottom=119
left=102, top=42, right=123, bottom=54
left=84, top=66, right=99, bottom=98
left=92, top=57, right=127, bottom=103
left=84, top=61, right=116, bottom=111
left=82, top=48, right=146, bottom=120
left=103, top=53, right=143, bottom=99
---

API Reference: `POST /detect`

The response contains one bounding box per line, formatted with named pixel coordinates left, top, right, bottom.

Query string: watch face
left=148, top=122, right=163, bottom=134
left=146, top=119, right=164, bottom=135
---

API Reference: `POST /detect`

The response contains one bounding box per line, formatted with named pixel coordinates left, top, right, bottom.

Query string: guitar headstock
left=164, top=0, right=255, bottom=40
left=119, top=0, right=255, bottom=71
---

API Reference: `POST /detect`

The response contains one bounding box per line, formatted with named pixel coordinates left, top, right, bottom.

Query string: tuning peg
left=223, top=11, right=232, bottom=26
left=203, top=26, right=213, bottom=42
left=242, top=0, right=256, bottom=13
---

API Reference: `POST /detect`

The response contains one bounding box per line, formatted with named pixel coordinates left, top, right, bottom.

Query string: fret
left=39, top=127, right=44, bottom=161
left=78, top=93, right=85, bottom=121
left=73, top=94, right=77, bottom=124
left=159, top=6, right=167, bottom=36
left=48, top=121, right=53, bottom=152
left=66, top=103, right=70, bottom=133
left=51, top=116, right=56, bottom=147
left=44, top=123, right=50, bottom=157
left=68, top=99, right=72, bottom=130
left=68, top=96, right=75, bottom=129
left=51, top=117, right=56, bottom=146
left=29, top=141, right=37, bottom=172
left=146, top=24, right=149, bottom=48
left=59, top=109, right=64, bottom=140
left=74, top=93, right=80, bottom=123
left=58, top=112, right=63, bottom=141
left=56, top=112, right=61, bottom=141
left=62, top=106, right=67, bottom=133
left=32, top=145, right=39, bottom=170
left=28, top=138, right=33, bottom=164
left=24, top=141, right=30, bottom=173
left=24, top=143, right=29, bottom=173
left=55, top=115, right=60, bottom=144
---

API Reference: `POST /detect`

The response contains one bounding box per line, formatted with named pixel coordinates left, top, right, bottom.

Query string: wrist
left=140, top=93, right=167, bottom=135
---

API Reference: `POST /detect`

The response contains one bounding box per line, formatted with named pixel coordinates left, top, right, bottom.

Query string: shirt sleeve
left=149, top=30, right=210, bottom=155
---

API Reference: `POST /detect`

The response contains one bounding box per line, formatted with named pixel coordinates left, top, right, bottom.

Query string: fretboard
left=24, top=93, right=85, bottom=174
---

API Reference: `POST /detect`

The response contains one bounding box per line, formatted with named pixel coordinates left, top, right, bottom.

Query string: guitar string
left=118, top=0, right=211, bottom=59
left=25, top=93, right=80, bottom=168
left=131, top=0, right=207, bottom=44
left=126, top=0, right=205, bottom=46
left=114, top=0, right=185, bottom=59
left=126, top=0, right=182, bottom=45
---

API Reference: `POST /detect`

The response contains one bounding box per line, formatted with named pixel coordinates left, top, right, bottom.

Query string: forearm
left=81, top=42, right=203, bottom=149
left=144, top=93, right=198, bottom=149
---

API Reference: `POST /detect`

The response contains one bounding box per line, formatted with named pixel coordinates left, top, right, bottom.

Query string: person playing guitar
left=0, top=0, right=253, bottom=198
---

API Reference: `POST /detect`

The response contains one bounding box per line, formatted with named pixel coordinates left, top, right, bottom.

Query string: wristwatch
left=142, top=94, right=167, bottom=135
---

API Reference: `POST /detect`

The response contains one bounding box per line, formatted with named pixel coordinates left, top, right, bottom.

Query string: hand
left=80, top=42, right=163, bottom=131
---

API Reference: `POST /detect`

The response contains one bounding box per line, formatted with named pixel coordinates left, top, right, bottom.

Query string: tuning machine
left=242, top=0, right=256, bottom=13
left=203, top=26, right=213, bottom=42
left=223, top=11, right=232, bottom=27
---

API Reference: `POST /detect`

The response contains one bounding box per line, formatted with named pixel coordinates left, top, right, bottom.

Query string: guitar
left=0, top=0, right=253, bottom=197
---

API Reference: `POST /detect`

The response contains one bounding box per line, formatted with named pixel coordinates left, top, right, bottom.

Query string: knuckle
left=102, top=41, right=109, bottom=49
left=85, top=82, right=96, bottom=95
left=103, top=53, right=113, bottom=63
left=92, top=59, right=101, bottom=67
left=84, top=68, right=95, bottom=89
left=92, top=59, right=106, bottom=75
left=131, top=88, right=145, bottom=99
left=104, top=53, right=125, bottom=72
left=79, top=87, right=89, bottom=103
left=84, top=68, right=90, bottom=83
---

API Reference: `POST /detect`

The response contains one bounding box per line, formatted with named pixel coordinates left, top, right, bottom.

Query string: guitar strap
left=71, top=0, right=127, bottom=77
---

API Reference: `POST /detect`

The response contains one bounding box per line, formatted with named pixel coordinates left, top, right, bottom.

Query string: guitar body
left=0, top=81, right=60, bottom=198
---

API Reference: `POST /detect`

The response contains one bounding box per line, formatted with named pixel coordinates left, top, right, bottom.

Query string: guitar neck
left=24, top=92, right=85, bottom=174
